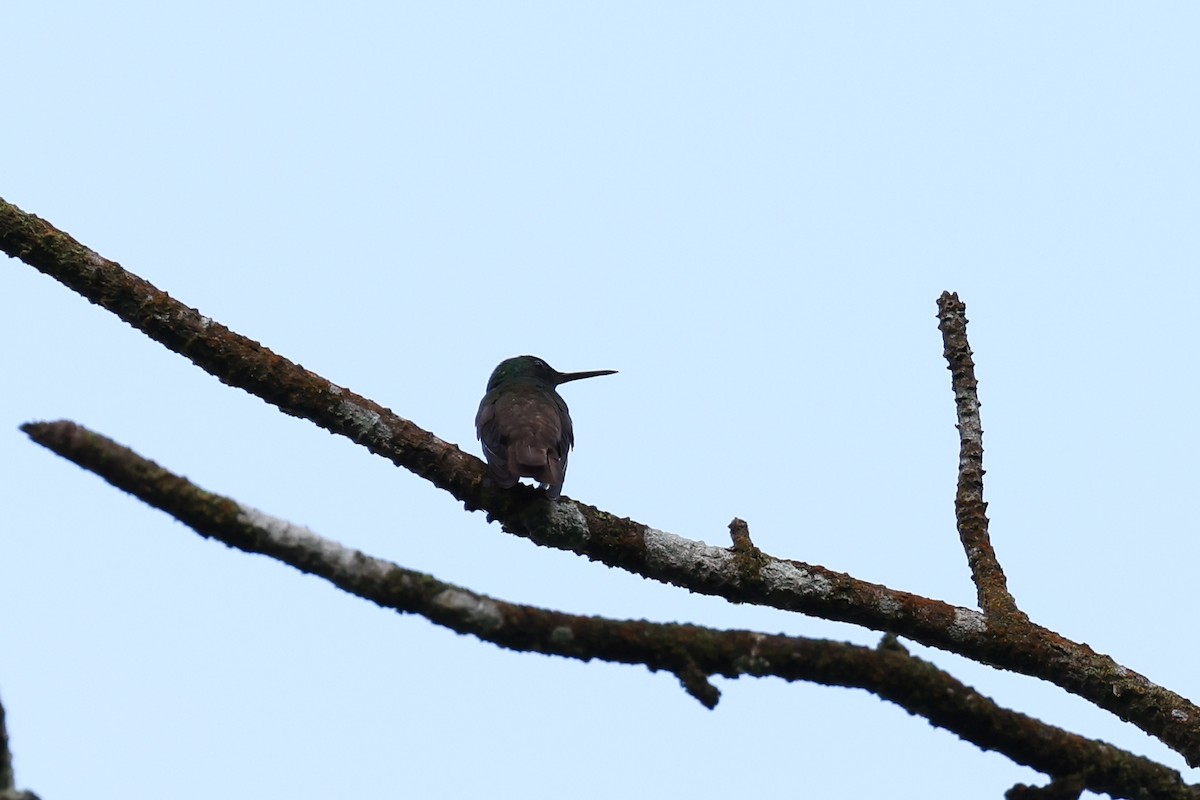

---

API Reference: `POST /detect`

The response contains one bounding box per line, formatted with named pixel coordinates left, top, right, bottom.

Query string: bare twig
left=728, top=517, right=756, bottom=552
left=0, top=691, right=40, bottom=800
left=19, top=419, right=1199, bottom=800
left=5, top=198, right=1200, bottom=766
left=937, top=291, right=1022, bottom=621
left=0, top=691, right=13, bottom=793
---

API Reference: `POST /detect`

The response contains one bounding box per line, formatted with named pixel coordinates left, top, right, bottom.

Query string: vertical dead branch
left=937, top=292, right=1023, bottom=621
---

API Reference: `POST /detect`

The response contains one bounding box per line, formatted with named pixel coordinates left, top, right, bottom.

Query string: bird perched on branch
left=475, top=355, right=616, bottom=499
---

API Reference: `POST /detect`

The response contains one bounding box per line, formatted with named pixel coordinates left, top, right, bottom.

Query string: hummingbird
left=475, top=355, right=617, bottom=499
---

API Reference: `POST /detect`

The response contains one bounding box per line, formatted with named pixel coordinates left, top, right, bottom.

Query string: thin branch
left=937, top=291, right=1022, bottom=621
left=0, top=691, right=40, bottom=800
left=0, top=691, right=13, bottom=792
left=5, top=198, right=1200, bottom=766
left=19, top=419, right=1199, bottom=800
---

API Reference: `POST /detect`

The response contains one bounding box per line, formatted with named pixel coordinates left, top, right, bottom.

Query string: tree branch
left=937, top=291, right=1023, bottom=622
left=0, top=691, right=13, bottom=794
left=4, top=197, right=1200, bottom=766
left=0, top=691, right=40, bottom=800
left=19, top=419, right=1198, bottom=800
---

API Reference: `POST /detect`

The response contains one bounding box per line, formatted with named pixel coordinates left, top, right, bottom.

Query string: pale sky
left=3, top=4, right=1199, bottom=799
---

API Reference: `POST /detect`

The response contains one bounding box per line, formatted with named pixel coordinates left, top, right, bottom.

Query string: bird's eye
left=533, top=359, right=545, bottom=368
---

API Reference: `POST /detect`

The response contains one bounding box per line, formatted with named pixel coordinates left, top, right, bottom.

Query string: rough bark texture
left=937, top=291, right=1024, bottom=622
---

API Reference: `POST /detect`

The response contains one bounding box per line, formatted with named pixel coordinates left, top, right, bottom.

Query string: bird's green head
left=485, top=355, right=617, bottom=391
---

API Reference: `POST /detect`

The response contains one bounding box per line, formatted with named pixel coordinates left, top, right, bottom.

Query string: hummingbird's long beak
left=555, top=368, right=618, bottom=385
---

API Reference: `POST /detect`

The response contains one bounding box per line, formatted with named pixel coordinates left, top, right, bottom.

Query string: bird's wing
left=555, top=393, right=574, bottom=477
left=475, top=397, right=509, bottom=474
